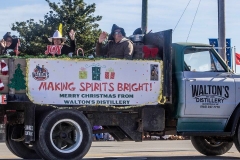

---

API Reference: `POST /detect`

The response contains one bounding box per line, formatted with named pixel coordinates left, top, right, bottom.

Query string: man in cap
left=96, top=24, right=133, bottom=59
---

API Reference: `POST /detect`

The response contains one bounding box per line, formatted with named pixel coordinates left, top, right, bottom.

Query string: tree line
left=11, top=0, right=102, bottom=56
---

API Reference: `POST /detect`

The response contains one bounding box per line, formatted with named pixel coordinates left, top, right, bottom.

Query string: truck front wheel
left=191, top=136, right=233, bottom=156
left=34, top=109, right=92, bottom=160
left=233, top=120, right=240, bottom=152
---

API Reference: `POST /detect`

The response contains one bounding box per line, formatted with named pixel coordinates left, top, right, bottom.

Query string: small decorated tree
left=8, top=64, right=26, bottom=90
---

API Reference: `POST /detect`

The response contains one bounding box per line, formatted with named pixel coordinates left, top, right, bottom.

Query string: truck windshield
left=184, top=48, right=225, bottom=72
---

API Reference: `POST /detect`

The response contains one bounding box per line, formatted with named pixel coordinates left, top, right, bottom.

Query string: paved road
left=0, top=140, right=240, bottom=160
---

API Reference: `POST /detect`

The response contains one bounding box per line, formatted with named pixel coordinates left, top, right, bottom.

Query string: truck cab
left=173, top=42, right=235, bottom=133
left=172, top=42, right=240, bottom=155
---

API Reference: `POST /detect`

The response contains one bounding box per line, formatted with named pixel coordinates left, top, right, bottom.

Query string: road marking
left=100, top=148, right=195, bottom=150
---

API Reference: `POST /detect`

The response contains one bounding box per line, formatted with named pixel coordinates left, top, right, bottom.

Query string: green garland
left=0, top=54, right=163, bottom=61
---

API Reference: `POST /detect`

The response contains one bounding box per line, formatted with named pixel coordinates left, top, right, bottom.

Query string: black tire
left=191, top=136, right=233, bottom=156
left=34, top=109, right=92, bottom=160
left=5, top=125, right=20, bottom=157
left=6, top=125, right=40, bottom=159
left=234, top=119, right=240, bottom=152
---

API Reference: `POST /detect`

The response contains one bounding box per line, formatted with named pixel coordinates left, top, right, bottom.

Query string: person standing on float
left=48, top=29, right=76, bottom=56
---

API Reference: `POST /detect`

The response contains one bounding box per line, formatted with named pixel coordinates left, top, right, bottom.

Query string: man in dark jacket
left=96, top=24, right=133, bottom=59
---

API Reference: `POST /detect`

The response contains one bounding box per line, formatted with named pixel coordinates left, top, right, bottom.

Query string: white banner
left=27, top=59, right=163, bottom=106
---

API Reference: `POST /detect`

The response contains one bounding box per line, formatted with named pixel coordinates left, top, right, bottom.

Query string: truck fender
left=225, top=103, right=240, bottom=136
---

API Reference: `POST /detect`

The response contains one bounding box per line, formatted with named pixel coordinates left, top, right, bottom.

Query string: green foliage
left=11, top=0, right=102, bottom=56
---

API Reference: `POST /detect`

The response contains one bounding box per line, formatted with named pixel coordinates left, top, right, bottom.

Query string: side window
left=211, top=53, right=225, bottom=72
left=184, top=50, right=211, bottom=72
left=184, top=48, right=225, bottom=72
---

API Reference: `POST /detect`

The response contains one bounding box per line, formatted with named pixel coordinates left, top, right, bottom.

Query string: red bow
left=143, top=46, right=159, bottom=59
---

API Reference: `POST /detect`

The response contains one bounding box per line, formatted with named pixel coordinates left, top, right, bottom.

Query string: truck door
left=183, top=47, right=235, bottom=117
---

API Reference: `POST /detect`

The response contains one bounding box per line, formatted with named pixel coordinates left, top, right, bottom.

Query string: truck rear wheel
left=6, top=125, right=40, bottom=159
left=5, top=125, right=20, bottom=157
left=34, top=109, right=92, bottom=160
left=191, top=136, right=233, bottom=156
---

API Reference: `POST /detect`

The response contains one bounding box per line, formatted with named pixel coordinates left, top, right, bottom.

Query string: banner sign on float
left=27, top=59, right=163, bottom=106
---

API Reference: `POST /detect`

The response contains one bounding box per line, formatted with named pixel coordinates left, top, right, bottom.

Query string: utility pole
left=218, top=0, right=226, bottom=61
left=141, top=0, right=148, bottom=34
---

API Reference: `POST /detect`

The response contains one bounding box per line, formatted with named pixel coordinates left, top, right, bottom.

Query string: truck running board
left=178, top=131, right=231, bottom=136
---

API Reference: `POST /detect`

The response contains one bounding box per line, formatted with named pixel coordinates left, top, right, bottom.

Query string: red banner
left=236, top=53, right=240, bottom=65
left=45, top=45, right=62, bottom=56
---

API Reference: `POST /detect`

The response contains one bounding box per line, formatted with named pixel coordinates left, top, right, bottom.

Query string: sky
left=1, top=0, right=240, bottom=52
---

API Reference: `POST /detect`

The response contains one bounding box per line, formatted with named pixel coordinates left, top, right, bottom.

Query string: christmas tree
left=8, top=64, right=26, bottom=90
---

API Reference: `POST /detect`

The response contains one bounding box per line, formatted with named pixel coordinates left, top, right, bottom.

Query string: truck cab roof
left=172, top=42, right=212, bottom=48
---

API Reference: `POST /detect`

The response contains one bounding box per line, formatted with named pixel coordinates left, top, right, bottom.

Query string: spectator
left=93, top=125, right=103, bottom=141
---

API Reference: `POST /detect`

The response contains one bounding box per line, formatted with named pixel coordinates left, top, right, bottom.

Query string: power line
left=186, top=0, right=201, bottom=42
left=173, top=0, right=192, bottom=32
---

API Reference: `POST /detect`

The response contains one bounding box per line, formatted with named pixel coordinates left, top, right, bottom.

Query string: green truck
left=0, top=29, right=240, bottom=159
